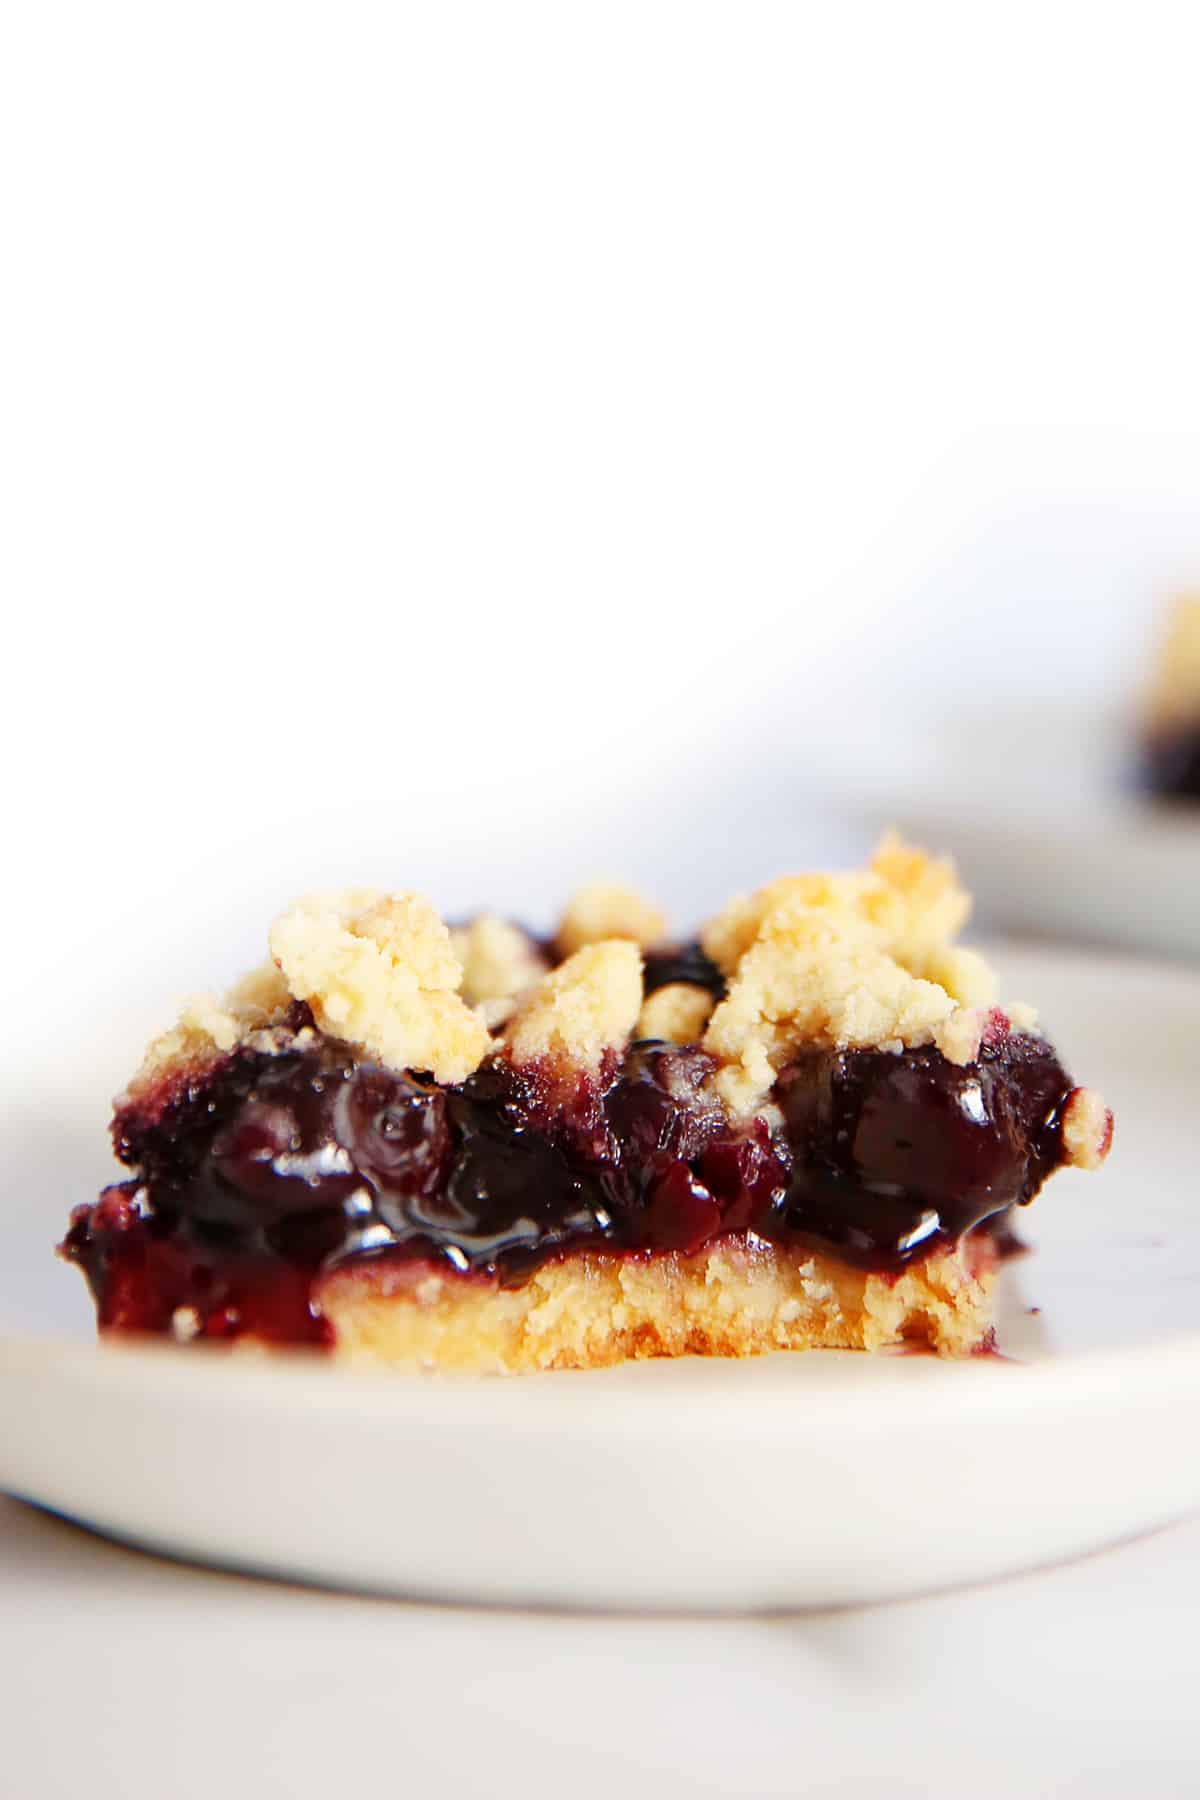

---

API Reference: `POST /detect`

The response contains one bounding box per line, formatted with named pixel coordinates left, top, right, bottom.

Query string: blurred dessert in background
left=1142, top=598, right=1200, bottom=803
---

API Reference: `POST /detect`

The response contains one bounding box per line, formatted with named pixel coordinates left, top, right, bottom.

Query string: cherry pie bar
left=61, top=838, right=1112, bottom=1368
left=1142, top=596, right=1200, bottom=803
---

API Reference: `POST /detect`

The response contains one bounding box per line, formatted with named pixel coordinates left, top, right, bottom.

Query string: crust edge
left=317, top=1235, right=998, bottom=1372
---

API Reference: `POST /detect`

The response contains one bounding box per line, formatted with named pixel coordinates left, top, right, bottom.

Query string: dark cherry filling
left=62, top=1016, right=1078, bottom=1346
left=1141, top=724, right=1200, bottom=803
left=642, top=941, right=726, bottom=1000
left=775, top=1035, right=1072, bottom=1264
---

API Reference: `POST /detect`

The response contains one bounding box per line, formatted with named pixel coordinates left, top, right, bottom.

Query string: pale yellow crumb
left=556, top=882, right=669, bottom=957
left=701, top=833, right=970, bottom=977
left=450, top=915, right=547, bottom=1027
left=700, top=834, right=1009, bottom=1115
left=1061, top=1086, right=1114, bottom=1170
left=932, top=1007, right=990, bottom=1067
left=123, top=960, right=293, bottom=1100
left=636, top=983, right=715, bottom=1044
left=269, top=890, right=491, bottom=1083
left=504, top=940, right=643, bottom=1076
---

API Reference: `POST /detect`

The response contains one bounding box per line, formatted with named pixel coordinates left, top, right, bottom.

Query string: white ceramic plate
left=832, top=703, right=1200, bottom=959
left=2, top=945, right=1199, bottom=1611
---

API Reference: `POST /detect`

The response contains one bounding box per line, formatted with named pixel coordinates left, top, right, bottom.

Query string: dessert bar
left=62, top=838, right=1112, bottom=1368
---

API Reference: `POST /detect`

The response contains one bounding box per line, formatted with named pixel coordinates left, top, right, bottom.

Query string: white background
left=4, top=4, right=1200, bottom=1793
left=5, top=4, right=1200, bottom=1004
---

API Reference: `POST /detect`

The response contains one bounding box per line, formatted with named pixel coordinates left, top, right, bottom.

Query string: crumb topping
left=1061, top=1086, right=1114, bottom=1170
left=504, top=940, right=643, bottom=1077
left=223, top=960, right=294, bottom=1027
left=450, top=915, right=548, bottom=1029
left=123, top=960, right=292, bottom=1101
left=118, top=838, right=1098, bottom=1147
left=931, top=1006, right=994, bottom=1068
left=701, top=835, right=1008, bottom=1115
left=556, top=882, right=669, bottom=958
left=269, top=890, right=491, bottom=1084
left=1146, top=596, right=1200, bottom=727
left=636, top=982, right=715, bottom=1045
left=919, top=945, right=997, bottom=1010
left=702, top=834, right=971, bottom=977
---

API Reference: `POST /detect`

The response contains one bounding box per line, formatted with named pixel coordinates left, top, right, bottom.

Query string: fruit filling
left=62, top=1005, right=1094, bottom=1346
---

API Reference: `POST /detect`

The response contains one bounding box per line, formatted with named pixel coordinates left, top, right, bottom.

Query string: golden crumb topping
left=1061, top=1086, right=1114, bottom=1170
left=701, top=835, right=1005, bottom=1115
left=917, top=945, right=997, bottom=1010
left=123, top=961, right=292, bottom=1101
left=450, top=915, right=548, bottom=1029
left=636, top=982, right=716, bottom=1045
left=702, top=833, right=970, bottom=977
left=269, top=890, right=491, bottom=1084
left=1146, top=596, right=1200, bottom=727
left=222, top=960, right=294, bottom=1027
left=556, top=882, right=669, bottom=958
left=121, top=838, right=1105, bottom=1155
left=504, top=941, right=643, bottom=1077
left=931, top=1006, right=995, bottom=1068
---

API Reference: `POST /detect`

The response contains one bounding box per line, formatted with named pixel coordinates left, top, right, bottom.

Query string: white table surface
left=2, top=1492, right=1197, bottom=1799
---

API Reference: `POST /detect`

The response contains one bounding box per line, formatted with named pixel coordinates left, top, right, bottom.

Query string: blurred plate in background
left=836, top=703, right=1200, bottom=958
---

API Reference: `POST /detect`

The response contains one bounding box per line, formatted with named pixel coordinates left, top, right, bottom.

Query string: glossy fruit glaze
left=62, top=1000, right=1080, bottom=1346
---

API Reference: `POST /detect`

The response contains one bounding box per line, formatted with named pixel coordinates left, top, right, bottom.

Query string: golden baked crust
left=318, top=1235, right=997, bottom=1370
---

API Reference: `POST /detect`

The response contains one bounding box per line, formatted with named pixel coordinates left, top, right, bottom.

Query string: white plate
left=2, top=946, right=1199, bottom=1611
left=832, top=703, right=1200, bottom=959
